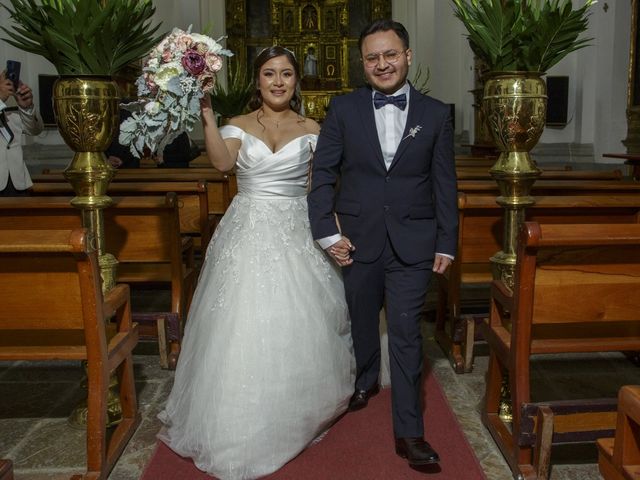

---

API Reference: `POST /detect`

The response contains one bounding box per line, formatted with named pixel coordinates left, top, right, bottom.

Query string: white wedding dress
left=158, top=125, right=355, bottom=480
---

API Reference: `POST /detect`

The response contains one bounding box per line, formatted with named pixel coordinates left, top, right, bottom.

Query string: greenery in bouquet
left=450, top=0, right=596, bottom=73
left=119, top=26, right=233, bottom=158
left=1, top=0, right=163, bottom=76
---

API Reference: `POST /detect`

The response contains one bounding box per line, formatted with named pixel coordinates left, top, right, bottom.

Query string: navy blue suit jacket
left=308, top=84, right=458, bottom=264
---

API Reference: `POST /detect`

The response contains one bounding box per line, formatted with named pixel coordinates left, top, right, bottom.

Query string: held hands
left=326, top=237, right=355, bottom=267
left=432, top=254, right=452, bottom=274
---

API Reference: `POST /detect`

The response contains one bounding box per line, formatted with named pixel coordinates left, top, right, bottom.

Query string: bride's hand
left=200, top=95, right=216, bottom=124
left=327, top=237, right=355, bottom=267
left=201, top=93, right=213, bottom=110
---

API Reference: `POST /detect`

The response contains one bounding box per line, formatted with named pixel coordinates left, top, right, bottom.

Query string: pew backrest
left=514, top=222, right=640, bottom=348
left=0, top=194, right=195, bottom=330
left=32, top=180, right=212, bottom=247
left=0, top=229, right=100, bottom=334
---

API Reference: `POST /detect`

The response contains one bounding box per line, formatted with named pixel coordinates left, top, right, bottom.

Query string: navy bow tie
left=373, top=92, right=407, bottom=110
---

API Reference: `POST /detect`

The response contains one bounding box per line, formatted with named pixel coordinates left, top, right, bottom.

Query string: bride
left=158, top=46, right=355, bottom=480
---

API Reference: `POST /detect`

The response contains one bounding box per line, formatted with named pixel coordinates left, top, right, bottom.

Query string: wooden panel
left=533, top=272, right=640, bottom=323
left=106, top=208, right=173, bottom=262
left=458, top=179, right=640, bottom=195
left=551, top=412, right=617, bottom=434
left=206, top=181, right=229, bottom=213
left=460, top=212, right=501, bottom=262
left=31, top=182, right=211, bottom=245
left=178, top=195, right=200, bottom=234
left=0, top=256, right=83, bottom=329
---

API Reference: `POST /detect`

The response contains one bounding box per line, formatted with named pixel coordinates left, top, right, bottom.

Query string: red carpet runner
left=141, top=367, right=487, bottom=479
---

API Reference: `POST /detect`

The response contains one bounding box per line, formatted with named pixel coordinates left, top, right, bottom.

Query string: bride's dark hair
left=248, top=46, right=303, bottom=114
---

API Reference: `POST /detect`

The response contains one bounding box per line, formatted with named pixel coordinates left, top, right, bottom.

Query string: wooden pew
left=31, top=180, right=214, bottom=251
left=0, top=194, right=196, bottom=369
left=455, top=155, right=571, bottom=171
left=479, top=222, right=640, bottom=480
left=598, top=385, right=640, bottom=480
left=0, top=228, right=140, bottom=480
left=458, top=178, right=640, bottom=195
left=109, top=168, right=237, bottom=220
left=436, top=193, right=640, bottom=373
left=456, top=167, right=623, bottom=181
left=34, top=169, right=236, bottom=235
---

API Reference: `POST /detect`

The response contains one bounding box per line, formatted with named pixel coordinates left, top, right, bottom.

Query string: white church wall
left=0, top=0, right=633, bottom=165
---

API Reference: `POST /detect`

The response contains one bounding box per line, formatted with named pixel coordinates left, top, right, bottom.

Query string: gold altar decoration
left=483, top=72, right=546, bottom=290
left=53, top=76, right=122, bottom=428
left=225, top=0, right=391, bottom=121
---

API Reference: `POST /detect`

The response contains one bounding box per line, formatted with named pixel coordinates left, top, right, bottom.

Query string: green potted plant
left=210, top=57, right=253, bottom=125
left=1, top=0, right=162, bottom=76
left=450, top=0, right=596, bottom=156
left=450, top=0, right=595, bottom=73
left=450, top=0, right=597, bottom=290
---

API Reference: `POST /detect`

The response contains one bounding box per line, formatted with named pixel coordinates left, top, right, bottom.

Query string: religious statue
left=304, top=47, right=318, bottom=76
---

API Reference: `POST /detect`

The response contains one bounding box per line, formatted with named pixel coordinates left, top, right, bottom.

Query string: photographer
left=0, top=70, right=43, bottom=196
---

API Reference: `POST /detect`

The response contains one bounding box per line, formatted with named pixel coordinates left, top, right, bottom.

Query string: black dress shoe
left=348, top=385, right=379, bottom=411
left=395, top=437, right=440, bottom=466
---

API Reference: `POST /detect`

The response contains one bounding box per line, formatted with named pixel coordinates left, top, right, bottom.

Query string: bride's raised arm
left=201, top=95, right=241, bottom=172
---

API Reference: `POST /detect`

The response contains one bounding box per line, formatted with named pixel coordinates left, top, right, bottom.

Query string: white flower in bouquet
left=119, top=26, right=233, bottom=158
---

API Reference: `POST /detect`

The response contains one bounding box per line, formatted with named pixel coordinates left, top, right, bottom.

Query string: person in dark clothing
left=155, top=132, right=200, bottom=168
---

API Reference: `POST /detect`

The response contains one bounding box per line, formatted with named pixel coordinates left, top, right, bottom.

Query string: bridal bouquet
left=119, top=26, right=233, bottom=158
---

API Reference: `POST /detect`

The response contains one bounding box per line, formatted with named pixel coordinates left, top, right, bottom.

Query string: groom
left=307, top=19, right=458, bottom=466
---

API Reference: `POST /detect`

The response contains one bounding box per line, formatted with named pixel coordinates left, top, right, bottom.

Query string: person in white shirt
left=0, top=70, right=43, bottom=196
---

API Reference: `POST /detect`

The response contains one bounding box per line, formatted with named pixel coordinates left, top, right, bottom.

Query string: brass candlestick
left=53, top=76, right=122, bottom=427
left=483, top=72, right=546, bottom=423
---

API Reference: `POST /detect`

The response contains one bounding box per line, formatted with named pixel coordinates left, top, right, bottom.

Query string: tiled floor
left=2, top=280, right=638, bottom=480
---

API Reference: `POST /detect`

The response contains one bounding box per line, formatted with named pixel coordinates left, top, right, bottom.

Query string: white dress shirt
left=374, top=82, right=410, bottom=170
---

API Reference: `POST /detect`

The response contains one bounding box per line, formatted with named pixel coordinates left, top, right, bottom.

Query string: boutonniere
left=402, top=125, right=422, bottom=142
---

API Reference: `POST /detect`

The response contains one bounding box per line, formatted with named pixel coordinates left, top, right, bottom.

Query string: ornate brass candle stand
left=483, top=72, right=546, bottom=288
left=53, top=76, right=122, bottom=427
left=483, top=72, right=547, bottom=423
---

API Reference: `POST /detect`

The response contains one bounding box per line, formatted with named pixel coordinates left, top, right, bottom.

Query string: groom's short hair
left=358, top=19, right=410, bottom=53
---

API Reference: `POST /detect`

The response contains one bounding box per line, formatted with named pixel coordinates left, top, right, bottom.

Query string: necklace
left=259, top=109, right=288, bottom=129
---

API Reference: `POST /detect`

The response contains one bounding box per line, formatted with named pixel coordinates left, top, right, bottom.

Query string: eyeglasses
left=362, top=50, right=406, bottom=67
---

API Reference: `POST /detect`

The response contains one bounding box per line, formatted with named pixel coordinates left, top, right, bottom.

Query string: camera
left=6, top=60, right=21, bottom=91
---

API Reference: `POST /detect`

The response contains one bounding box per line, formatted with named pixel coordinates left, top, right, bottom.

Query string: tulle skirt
left=158, top=194, right=356, bottom=480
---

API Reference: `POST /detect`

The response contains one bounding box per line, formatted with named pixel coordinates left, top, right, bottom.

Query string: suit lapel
left=355, top=87, right=386, bottom=169
left=388, top=85, right=423, bottom=172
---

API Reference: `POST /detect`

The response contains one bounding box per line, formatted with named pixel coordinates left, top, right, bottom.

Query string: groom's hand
left=327, top=237, right=355, bottom=267
left=432, top=254, right=453, bottom=274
